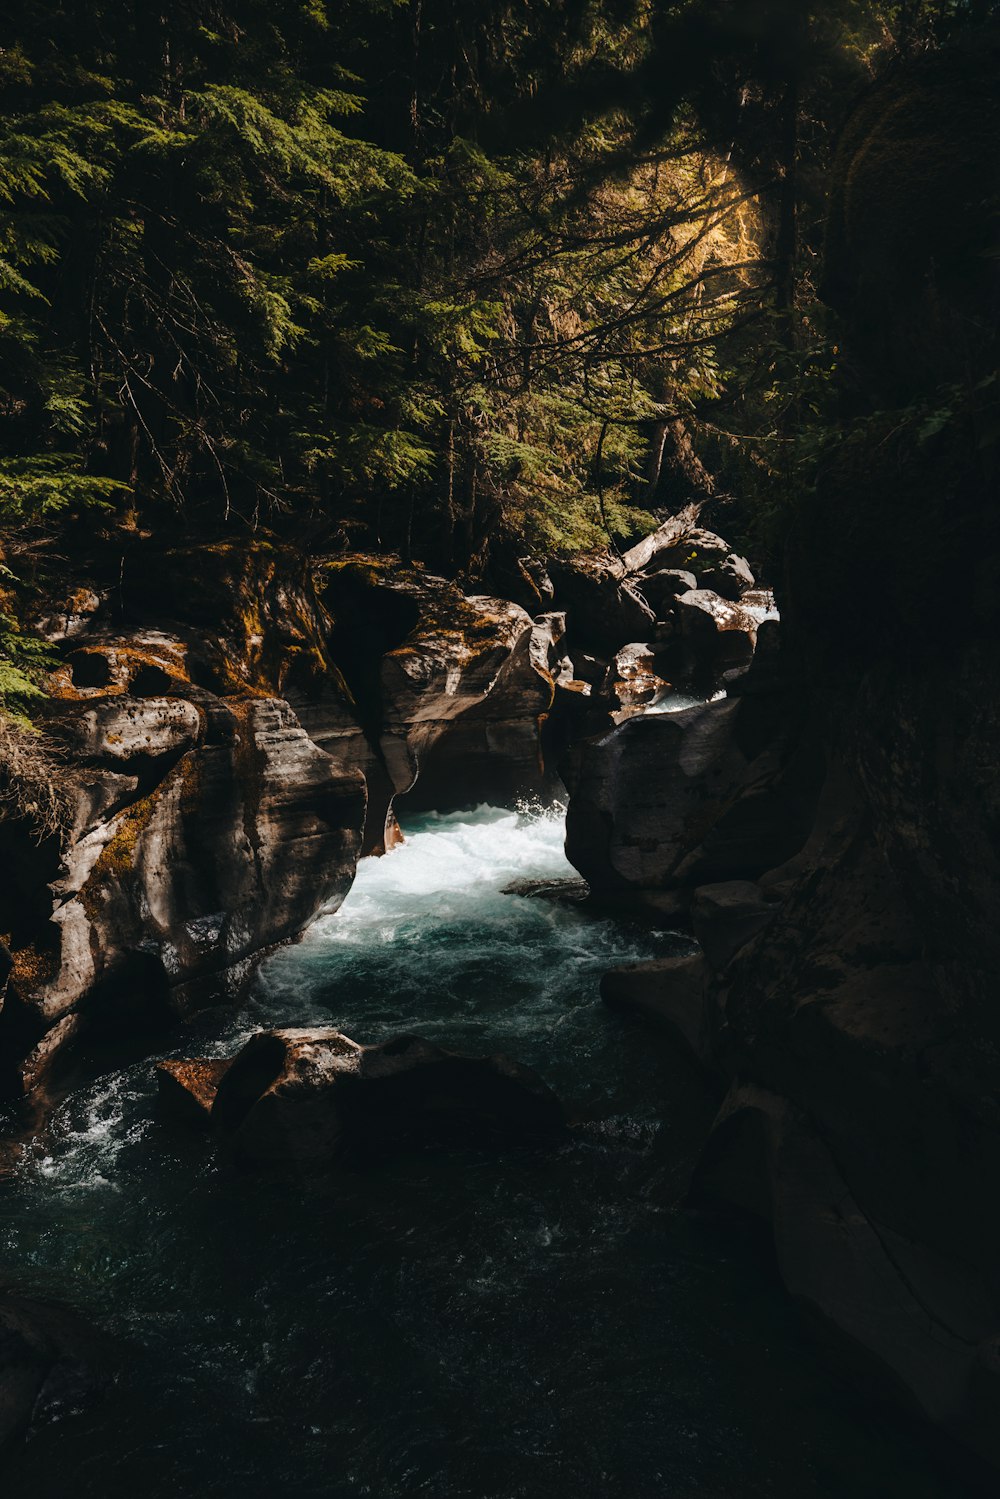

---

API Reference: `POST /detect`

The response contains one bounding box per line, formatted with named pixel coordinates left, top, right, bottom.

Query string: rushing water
left=0, top=807, right=973, bottom=1498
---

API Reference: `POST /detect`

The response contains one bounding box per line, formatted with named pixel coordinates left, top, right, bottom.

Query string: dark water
left=0, top=807, right=973, bottom=1497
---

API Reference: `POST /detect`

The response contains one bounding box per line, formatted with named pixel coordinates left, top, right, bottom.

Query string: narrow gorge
left=1, top=5, right=998, bottom=1496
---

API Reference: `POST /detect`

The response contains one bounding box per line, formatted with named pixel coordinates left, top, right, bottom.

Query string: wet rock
left=690, top=881, right=777, bottom=972
left=204, top=1027, right=565, bottom=1164
left=608, top=642, right=668, bottom=718
left=156, top=1058, right=232, bottom=1126
left=601, top=954, right=711, bottom=1064
left=502, top=877, right=590, bottom=905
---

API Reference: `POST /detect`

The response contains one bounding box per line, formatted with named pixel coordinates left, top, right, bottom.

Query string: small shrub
left=0, top=712, right=77, bottom=844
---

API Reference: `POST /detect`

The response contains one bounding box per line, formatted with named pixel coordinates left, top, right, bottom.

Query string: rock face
left=584, top=35, right=1000, bottom=1469
left=156, top=1059, right=232, bottom=1126
left=1, top=682, right=366, bottom=1100
left=160, top=1027, right=565, bottom=1163
left=563, top=689, right=820, bottom=910
left=0, top=550, right=369, bottom=1102
left=549, top=553, right=655, bottom=654
left=0, top=542, right=584, bottom=1101
left=319, top=558, right=561, bottom=840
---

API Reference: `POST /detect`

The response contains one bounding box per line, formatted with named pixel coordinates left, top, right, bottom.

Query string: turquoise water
left=0, top=807, right=974, bottom=1497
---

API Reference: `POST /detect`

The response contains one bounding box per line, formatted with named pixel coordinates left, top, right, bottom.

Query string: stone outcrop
left=0, top=541, right=589, bottom=1101
left=317, top=557, right=565, bottom=842
left=158, top=1027, right=565, bottom=1163
left=563, top=686, right=819, bottom=911
left=0, top=648, right=366, bottom=1102
left=549, top=553, right=655, bottom=654
left=583, top=34, right=1000, bottom=1469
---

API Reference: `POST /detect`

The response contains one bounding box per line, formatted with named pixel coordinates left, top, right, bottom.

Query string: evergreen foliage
left=0, top=0, right=995, bottom=719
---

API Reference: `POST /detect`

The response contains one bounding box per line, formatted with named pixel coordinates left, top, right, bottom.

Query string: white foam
left=295, top=803, right=572, bottom=947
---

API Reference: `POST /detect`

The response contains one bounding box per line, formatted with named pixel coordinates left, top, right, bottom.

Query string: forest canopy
left=0, top=0, right=994, bottom=692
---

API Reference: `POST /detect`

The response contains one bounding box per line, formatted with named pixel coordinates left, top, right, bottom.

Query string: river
left=0, top=806, right=971, bottom=1496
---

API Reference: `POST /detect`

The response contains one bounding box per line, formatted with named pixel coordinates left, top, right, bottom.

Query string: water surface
left=0, top=807, right=973, bottom=1497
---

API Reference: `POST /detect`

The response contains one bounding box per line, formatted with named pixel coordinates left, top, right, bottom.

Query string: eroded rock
left=674, top=590, right=756, bottom=675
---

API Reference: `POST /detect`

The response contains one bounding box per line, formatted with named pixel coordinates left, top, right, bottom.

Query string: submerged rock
left=162, top=1027, right=566, bottom=1165
left=0, top=1289, right=108, bottom=1456
left=501, top=877, right=590, bottom=905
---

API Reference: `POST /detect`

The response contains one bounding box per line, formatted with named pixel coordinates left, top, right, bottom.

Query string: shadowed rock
left=690, top=881, right=777, bottom=972
left=601, top=955, right=711, bottom=1065
left=161, top=1027, right=566, bottom=1165
left=0, top=1289, right=109, bottom=1456
left=549, top=553, right=655, bottom=654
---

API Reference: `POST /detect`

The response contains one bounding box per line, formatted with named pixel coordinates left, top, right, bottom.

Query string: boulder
left=563, top=700, right=745, bottom=898
left=633, top=568, right=697, bottom=617
left=195, top=1027, right=566, bottom=1164
left=566, top=648, right=608, bottom=689
left=698, top=554, right=756, bottom=602
left=549, top=553, right=655, bottom=654
left=607, top=642, right=668, bottom=719
left=674, top=590, right=756, bottom=676
left=600, top=954, right=711, bottom=1064
left=623, top=517, right=730, bottom=578
left=562, top=693, right=823, bottom=904
left=529, top=611, right=574, bottom=686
